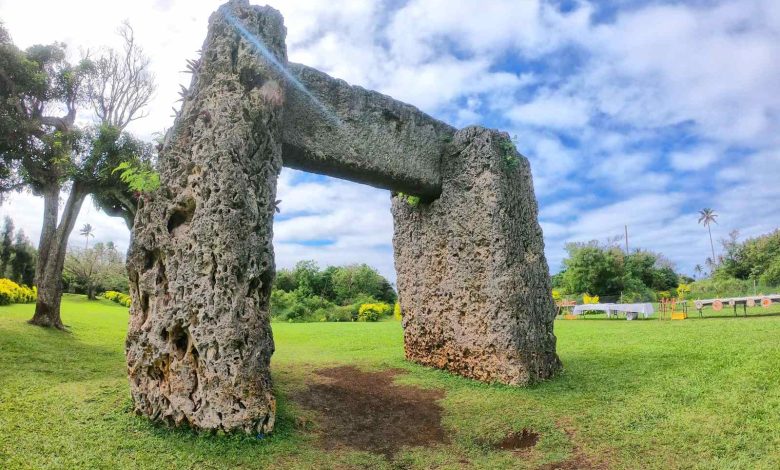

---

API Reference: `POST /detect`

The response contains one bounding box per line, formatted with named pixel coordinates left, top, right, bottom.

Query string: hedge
left=0, top=278, right=37, bottom=305
left=103, top=290, right=131, bottom=307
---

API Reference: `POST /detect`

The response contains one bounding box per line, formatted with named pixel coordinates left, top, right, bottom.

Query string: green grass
left=2, top=295, right=780, bottom=469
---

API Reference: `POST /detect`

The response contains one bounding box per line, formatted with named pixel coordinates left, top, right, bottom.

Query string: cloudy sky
left=1, top=0, right=779, bottom=282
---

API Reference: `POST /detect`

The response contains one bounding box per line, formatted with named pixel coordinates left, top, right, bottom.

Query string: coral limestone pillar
left=392, top=126, right=562, bottom=385
left=126, top=0, right=284, bottom=433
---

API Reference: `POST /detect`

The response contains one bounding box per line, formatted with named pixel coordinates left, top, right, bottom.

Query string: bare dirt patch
left=495, top=429, right=540, bottom=452
left=293, top=366, right=447, bottom=458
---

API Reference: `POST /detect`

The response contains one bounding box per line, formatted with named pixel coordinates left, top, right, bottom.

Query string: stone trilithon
left=126, top=0, right=561, bottom=434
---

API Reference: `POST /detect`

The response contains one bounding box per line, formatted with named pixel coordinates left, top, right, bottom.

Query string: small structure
left=659, top=298, right=687, bottom=320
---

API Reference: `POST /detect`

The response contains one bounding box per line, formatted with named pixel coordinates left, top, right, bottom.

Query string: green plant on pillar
left=397, top=192, right=421, bottom=208
left=498, top=136, right=519, bottom=169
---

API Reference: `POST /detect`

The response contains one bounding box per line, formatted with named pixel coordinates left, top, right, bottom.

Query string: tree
left=79, top=223, right=95, bottom=249
left=64, top=242, right=124, bottom=300
left=698, top=208, right=718, bottom=265
left=559, top=241, right=625, bottom=297
left=10, top=230, right=35, bottom=286
left=694, top=264, right=703, bottom=279
left=556, top=240, right=682, bottom=300
left=0, top=25, right=154, bottom=328
left=715, top=229, right=780, bottom=285
left=331, top=264, right=397, bottom=304
left=85, top=22, right=155, bottom=131
left=0, top=216, right=13, bottom=276
left=86, top=22, right=157, bottom=228
left=273, top=261, right=397, bottom=306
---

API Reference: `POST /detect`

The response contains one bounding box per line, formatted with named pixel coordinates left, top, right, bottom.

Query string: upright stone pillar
left=126, top=0, right=284, bottom=433
left=392, top=126, right=562, bottom=385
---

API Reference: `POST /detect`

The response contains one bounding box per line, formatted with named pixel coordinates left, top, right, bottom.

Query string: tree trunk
left=708, top=225, right=716, bottom=264
left=29, top=184, right=88, bottom=329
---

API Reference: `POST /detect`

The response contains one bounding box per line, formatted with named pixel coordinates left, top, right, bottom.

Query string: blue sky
left=1, top=0, right=779, bottom=283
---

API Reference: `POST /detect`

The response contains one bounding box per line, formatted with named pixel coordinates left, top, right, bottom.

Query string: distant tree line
left=552, top=240, right=686, bottom=302
left=717, top=229, right=780, bottom=286
left=0, top=216, right=128, bottom=298
left=271, top=260, right=397, bottom=322
left=0, top=216, right=36, bottom=286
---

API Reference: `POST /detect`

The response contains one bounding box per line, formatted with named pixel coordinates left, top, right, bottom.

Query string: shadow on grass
left=0, top=320, right=123, bottom=385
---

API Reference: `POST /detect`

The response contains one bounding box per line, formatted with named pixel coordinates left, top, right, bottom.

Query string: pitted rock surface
left=392, top=127, right=561, bottom=385
left=126, top=0, right=283, bottom=434
left=282, top=63, right=454, bottom=198
left=126, top=0, right=561, bottom=435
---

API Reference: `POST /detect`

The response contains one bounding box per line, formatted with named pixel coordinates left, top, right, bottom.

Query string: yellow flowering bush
left=0, top=278, right=37, bottom=305
left=358, top=302, right=391, bottom=322
left=676, top=283, right=691, bottom=300
left=582, top=293, right=600, bottom=304
left=393, top=302, right=402, bottom=320
left=103, top=290, right=131, bottom=307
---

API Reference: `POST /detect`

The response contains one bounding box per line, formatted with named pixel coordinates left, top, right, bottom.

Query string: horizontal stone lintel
left=282, top=63, right=455, bottom=198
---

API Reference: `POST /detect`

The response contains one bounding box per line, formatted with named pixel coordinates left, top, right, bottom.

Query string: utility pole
left=625, top=225, right=629, bottom=254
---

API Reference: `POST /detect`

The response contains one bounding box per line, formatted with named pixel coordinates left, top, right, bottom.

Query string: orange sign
left=761, top=297, right=772, bottom=308
left=712, top=300, right=723, bottom=311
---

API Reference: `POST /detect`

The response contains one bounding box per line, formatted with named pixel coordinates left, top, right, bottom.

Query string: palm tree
left=698, top=208, right=718, bottom=265
left=79, top=224, right=95, bottom=250
left=694, top=264, right=703, bottom=279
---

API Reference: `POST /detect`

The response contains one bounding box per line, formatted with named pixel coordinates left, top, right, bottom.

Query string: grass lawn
left=1, top=295, right=780, bottom=469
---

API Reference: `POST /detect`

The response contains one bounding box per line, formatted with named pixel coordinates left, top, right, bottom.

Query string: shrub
left=0, top=278, right=36, bottom=305
left=357, top=302, right=391, bottom=322
left=393, top=302, right=402, bottom=320
left=676, top=283, right=691, bottom=300
left=582, top=293, right=600, bottom=304
left=326, top=305, right=355, bottom=322
left=103, top=290, right=131, bottom=307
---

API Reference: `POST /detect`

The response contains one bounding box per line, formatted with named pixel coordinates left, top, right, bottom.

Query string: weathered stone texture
left=392, top=126, right=561, bottom=385
left=127, top=0, right=562, bottom=436
left=282, top=63, right=454, bottom=198
left=125, top=0, right=283, bottom=433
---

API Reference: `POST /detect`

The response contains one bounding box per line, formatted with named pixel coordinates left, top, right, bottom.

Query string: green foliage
left=112, top=160, right=160, bottom=193
left=498, top=136, right=519, bottom=169
left=0, top=217, right=36, bottom=285
left=9, top=231, right=35, bottom=286
left=102, top=290, right=131, bottom=307
left=274, top=261, right=396, bottom=306
left=64, top=242, right=127, bottom=298
left=557, top=241, right=679, bottom=300
left=718, top=229, right=780, bottom=285
left=687, top=277, right=780, bottom=299
left=269, top=279, right=396, bottom=323
left=0, top=278, right=36, bottom=305
left=357, top=302, right=391, bottom=322
left=0, top=216, right=13, bottom=276
left=397, top=192, right=421, bottom=207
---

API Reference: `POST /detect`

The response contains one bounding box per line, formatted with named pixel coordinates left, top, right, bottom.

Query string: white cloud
left=508, top=93, right=591, bottom=129
left=669, top=148, right=720, bottom=172
left=1, top=0, right=778, bottom=281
